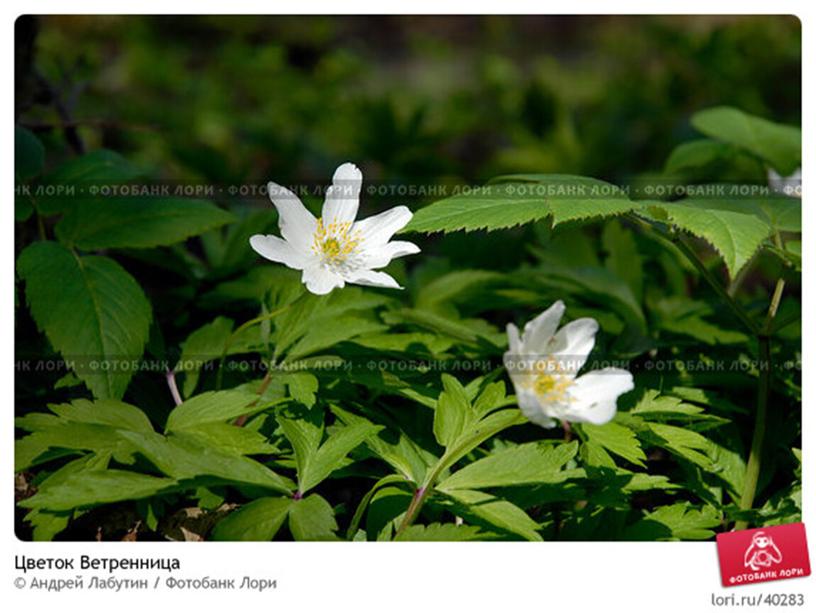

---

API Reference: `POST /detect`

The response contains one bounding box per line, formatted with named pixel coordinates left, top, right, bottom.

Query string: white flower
left=503, top=300, right=634, bottom=428
left=250, top=162, right=420, bottom=295
left=767, top=167, right=801, bottom=199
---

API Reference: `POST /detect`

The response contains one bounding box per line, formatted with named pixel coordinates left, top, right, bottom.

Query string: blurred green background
left=16, top=15, right=801, bottom=187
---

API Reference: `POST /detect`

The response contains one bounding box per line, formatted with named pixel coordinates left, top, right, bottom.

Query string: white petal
left=547, top=317, right=599, bottom=373
left=322, top=162, right=362, bottom=226
left=521, top=300, right=565, bottom=353
left=515, top=388, right=558, bottom=429
left=302, top=266, right=344, bottom=295
left=360, top=240, right=420, bottom=268
left=565, top=368, right=634, bottom=425
left=353, top=205, right=413, bottom=247
left=343, top=269, right=402, bottom=289
left=249, top=234, right=312, bottom=270
left=267, top=181, right=317, bottom=252
left=506, top=323, right=522, bottom=356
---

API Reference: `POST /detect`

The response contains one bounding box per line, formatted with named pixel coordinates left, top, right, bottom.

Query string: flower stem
left=394, top=486, right=428, bottom=538
left=165, top=370, right=183, bottom=406
left=735, top=276, right=785, bottom=531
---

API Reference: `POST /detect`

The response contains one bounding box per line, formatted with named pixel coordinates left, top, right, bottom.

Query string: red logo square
left=716, top=523, right=811, bottom=587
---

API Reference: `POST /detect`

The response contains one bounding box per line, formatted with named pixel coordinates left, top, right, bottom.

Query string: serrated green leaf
left=433, top=374, right=473, bottom=447
left=623, top=502, right=721, bottom=541
left=438, top=441, right=578, bottom=491
left=641, top=423, right=713, bottom=469
left=404, top=176, right=636, bottom=234
left=644, top=200, right=771, bottom=278
left=211, top=497, right=292, bottom=541
left=581, top=422, right=646, bottom=468
left=119, top=430, right=292, bottom=494
left=691, top=107, right=801, bottom=175
left=438, top=489, right=541, bottom=541
left=48, top=398, right=154, bottom=433
left=17, top=241, right=152, bottom=399
left=394, top=522, right=486, bottom=542
left=165, top=390, right=266, bottom=432
left=55, top=198, right=234, bottom=249
left=299, top=422, right=381, bottom=493
left=20, top=470, right=177, bottom=511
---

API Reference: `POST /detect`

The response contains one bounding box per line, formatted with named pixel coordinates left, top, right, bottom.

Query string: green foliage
left=691, top=107, right=801, bottom=175
left=15, top=17, right=800, bottom=542
left=17, top=241, right=152, bottom=399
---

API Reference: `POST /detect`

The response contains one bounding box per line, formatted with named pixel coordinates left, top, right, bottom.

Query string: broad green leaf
left=211, top=497, right=292, bottom=541
left=404, top=176, right=636, bottom=234
left=288, top=494, right=338, bottom=541
left=16, top=125, right=44, bottom=180
left=277, top=372, right=319, bottom=408
left=175, top=317, right=234, bottom=397
left=278, top=408, right=323, bottom=483
left=691, top=107, right=801, bottom=175
left=438, top=489, right=541, bottom=541
left=438, top=441, right=578, bottom=491
left=165, top=390, right=267, bottom=432
left=644, top=200, right=771, bottom=278
left=433, top=374, right=473, bottom=447
left=283, top=315, right=385, bottom=363
left=119, top=430, right=292, bottom=494
left=581, top=422, right=646, bottom=468
left=55, top=198, right=234, bottom=249
left=20, top=470, right=176, bottom=511
left=17, top=241, right=151, bottom=399
left=394, top=522, right=486, bottom=542
left=623, top=502, right=721, bottom=541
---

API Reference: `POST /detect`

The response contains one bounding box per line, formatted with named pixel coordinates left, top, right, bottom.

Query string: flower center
left=312, top=219, right=361, bottom=267
left=532, top=373, right=573, bottom=403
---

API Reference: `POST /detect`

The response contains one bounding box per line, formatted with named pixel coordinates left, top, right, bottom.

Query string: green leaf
left=623, top=502, right=721, bottom=541
left=48, top=399, right=154, bottom=433
left=644, top=200, right=771, bottom=278
left=181, top=423, right=277, bottom=456
left=303, top=422, right=381, bottom=493
left=175, top=317, right=234, bottom=398
left=20, top=470, right=176, bottom=511
left=581, top=422, right=646, bottom=468
left=430, top=409, right=526, bottom=483
left=16, top=125, right=45, bottom=180
left=55, top=198, right=234, bottom=249
left=691, top=107, right=801, bottom=175
left=433, top=374, right=473, bottom=447
left=119, top=430, right=292, bottom=494
left=438, top=441, right=578, bottom=491
left=664, top=138, right=734, bottom=175
left=288, top=494, right=338, bottom=541
left=277, top=372, right=319, bottom=408
left=404, top=176, right=636, bottom=234
left=165, top=390, right=268, bottom=432
left=438, top=489, right=542, bottom=541
left=394, top=522, right=486, bottom=542
left=641, top=423, right=713, bottom=469
left=211, top=497, right=292, bottom=541
left=17, top=241, right=152, bottom=399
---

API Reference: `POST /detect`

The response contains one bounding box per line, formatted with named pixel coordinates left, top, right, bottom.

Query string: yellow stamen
left=312, top=218, right=361, bottom=265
